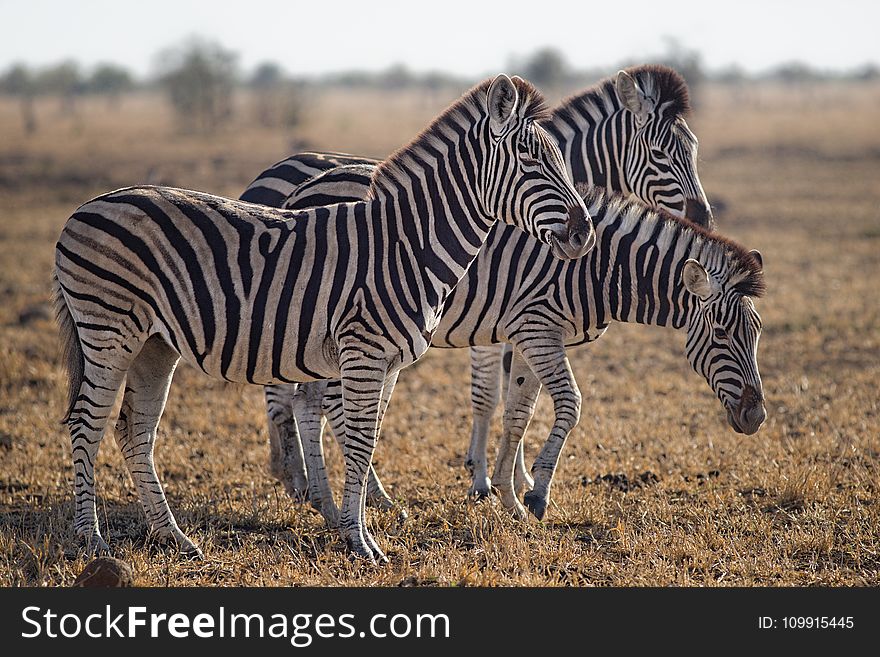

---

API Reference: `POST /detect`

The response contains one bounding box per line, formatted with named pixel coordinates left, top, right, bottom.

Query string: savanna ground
left=0, top=80, right=878, bottom=586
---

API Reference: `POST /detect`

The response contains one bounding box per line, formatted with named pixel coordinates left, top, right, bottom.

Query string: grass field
left=0, top=81, right=878, bottom=586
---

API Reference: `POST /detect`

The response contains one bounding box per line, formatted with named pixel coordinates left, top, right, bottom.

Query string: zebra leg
left=499, top=344, right=534, bottom=496
left=68, top=363, right=128, bottom=555
left=113, top=336, right=202, bottom=558
left=265, top=383, right=310, bottom=502
left=323, top=379, right=397, bottom=514
left=517, top=343, right=581, bottom=521
left=367, top=370, right=399, bottom=512
left=513, top=441, right=534, bottom=495
left=337, top=350, right=388, bottom=563
left=491, top=352, right=542, bottom=520
left=294, top=381, right=340, bottom=526
left=466, top=346, right=502, bottom=499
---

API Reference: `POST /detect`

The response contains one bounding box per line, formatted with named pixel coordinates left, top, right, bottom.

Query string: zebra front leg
left=338, top=350, right=389, bottom=563
left=323, top=378, right=398, bottom=514
left=265, top=383, right=310, bottom=502
left=492, top=352, right=542, bottom=520
left=517, top=343, right=581, bottom=521
left=466, top=346, right=503, bottom=499
left=113, top=336, right=202, bottom=558
left=499, top=344, right=535, bottom=496
left=367, top=370, right=399, bottom=513
left=294, top=381, right=339, bottom=526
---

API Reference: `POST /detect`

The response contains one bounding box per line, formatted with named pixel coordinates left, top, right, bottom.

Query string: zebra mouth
left=726, top=404, right=765, bottom=436
left=726, top=407, right=745, bottom=435
left=549, top=231, right=594, bottom=260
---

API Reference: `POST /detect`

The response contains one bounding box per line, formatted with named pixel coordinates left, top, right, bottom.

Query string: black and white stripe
left=52, top=75, right=594, bottom=562
left=256, top=66, right=720, bottom=518
left=277, top=185, right=766, bottom=523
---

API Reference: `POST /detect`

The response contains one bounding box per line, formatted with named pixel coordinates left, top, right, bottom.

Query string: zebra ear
left=487, top=74, right=519, bottom=133
left=748, top=249, right=764, bottom=269
left=615, top=70, right=654, bottom=121
left=682, top=259, right=713, bottom=300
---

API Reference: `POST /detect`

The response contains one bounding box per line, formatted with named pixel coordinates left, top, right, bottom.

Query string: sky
left=1, top=0, right=878, bottom=77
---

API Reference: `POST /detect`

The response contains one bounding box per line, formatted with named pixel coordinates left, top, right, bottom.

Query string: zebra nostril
left=685, top=198, right=713, bottom=230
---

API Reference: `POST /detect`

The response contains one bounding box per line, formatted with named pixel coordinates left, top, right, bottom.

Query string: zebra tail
left=52, top=272, right=83, bottom=424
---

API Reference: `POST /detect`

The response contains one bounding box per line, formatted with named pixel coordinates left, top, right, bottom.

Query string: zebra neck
left=546, top=104, right=633, bottom=197
left=374, top=167, right=494, bottom=306
left=594, top=206, right=696, bottom=330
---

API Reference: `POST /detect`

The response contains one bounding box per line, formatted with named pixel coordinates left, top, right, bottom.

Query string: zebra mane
left=582, top=188, right=765, bottom=298
left=369, top=76, right=549, bottom=195
left=553, top=64, right=691, bottom=124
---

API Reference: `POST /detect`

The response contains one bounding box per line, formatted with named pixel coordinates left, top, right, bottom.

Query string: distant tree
left=715, top=64, right=748, bottom=85
left=36, top=60, right=83, bottom=114
left=88, top=63, right=134, bottom=105
left=379, top=64, right=413, bottom=90
left=768, top=61, right=824, bottom=84
left=249, top=62, right=284, bottom=89
left=851, top=63, right=879, bottom=81
left=520, top=48, right=568, bottom=87
left=247, top=61, right=302, bottom=129
left=0, top=63, right=37, bottom=133
left=156, top=39, right=238, bottom=133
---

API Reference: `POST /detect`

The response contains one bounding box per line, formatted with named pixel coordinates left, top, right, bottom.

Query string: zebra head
left=483, top=75, right=595, bottom=260
left=615, top=67, right=713, bottom=229
left=681, top=251, right=766, bottom=435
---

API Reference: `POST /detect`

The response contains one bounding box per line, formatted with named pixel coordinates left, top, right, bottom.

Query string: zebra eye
left=713, top=327, right=729, bottom=341
left=651, top=149, right=669, bottom=160
left=519, top=153, right=541, bottom=168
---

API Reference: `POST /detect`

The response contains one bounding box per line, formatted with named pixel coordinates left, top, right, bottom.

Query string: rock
left=72, top=557, right=135, bottom=587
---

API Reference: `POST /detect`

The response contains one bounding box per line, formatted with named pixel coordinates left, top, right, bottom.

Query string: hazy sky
left=2, top=0, right=878, bottom=77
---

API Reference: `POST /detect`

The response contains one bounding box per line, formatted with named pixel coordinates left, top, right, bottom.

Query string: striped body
left=270, top=175, right=766, bottom=524
left=255, top=66, right=721, bottom=518
left=53, top=75, right=594, bottom=561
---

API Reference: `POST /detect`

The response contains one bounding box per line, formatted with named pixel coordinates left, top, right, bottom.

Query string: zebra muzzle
left=550, top=205, right=595, bottom=260
left=729, top=384, right=766, bottom=435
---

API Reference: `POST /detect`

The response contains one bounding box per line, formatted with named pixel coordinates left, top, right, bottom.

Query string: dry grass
left=0, top=82, right=878, bottom=586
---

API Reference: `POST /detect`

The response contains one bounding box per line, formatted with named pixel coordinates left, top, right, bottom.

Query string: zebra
left=268, top=169, right=766, bottom=525
left=52, top=74, right=596, bottom=563
left=254, top=65, right=719, bottom=513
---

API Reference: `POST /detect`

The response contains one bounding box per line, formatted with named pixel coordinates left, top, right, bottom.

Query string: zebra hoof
left=367, top=494, right=395, bottom=511
left=182, top=547, right=205, bottom=561
left=318, top=503, right=340, bottom=529
left=523, top=491, right=547, bottom=520
left=286, top=487, right=310, bottom=504
left=344, top=537, right=386, bottom=565
left=467, top=477, right=492, bottom=500
left=85, top=534, right=112, bottom=557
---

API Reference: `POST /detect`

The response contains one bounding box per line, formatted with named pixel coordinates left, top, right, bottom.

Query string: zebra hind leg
left=67, top=363, right=128, bottom=555
left=266, top=384, right=310, bottom=503
left=113, top=336, right=203, bottom=558
left=295, top=381, right=340, bottom=526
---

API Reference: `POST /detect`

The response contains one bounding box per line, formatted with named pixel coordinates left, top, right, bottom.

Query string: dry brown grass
left=0, top=82, right=878, bottom=586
